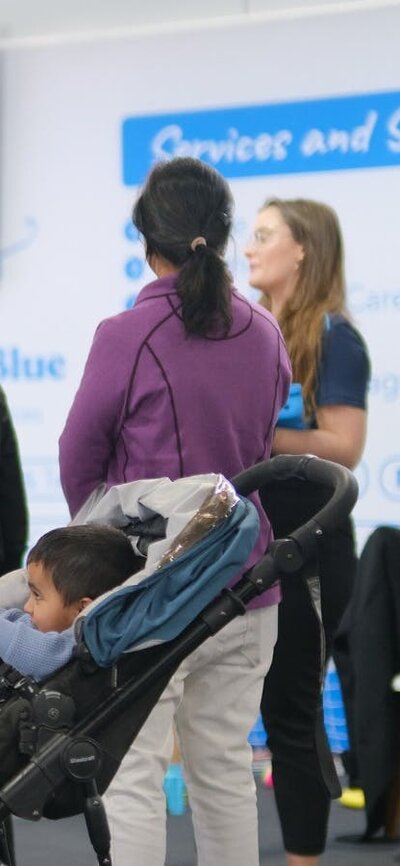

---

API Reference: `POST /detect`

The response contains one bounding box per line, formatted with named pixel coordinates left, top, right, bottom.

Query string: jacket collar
left=136, top=274, right=178, bottom=303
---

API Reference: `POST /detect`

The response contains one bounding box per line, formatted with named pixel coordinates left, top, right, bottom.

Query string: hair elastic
left=190, top=236, right=207, bottom=251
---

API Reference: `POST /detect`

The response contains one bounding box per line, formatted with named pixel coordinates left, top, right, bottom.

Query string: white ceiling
left=0, top=0, right=397, bottom=43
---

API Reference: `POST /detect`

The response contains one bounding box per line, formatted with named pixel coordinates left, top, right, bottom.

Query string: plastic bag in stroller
left=0, top=455, right=358, bottom=866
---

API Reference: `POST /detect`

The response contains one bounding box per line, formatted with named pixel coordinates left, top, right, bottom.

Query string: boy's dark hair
left=27, top=525, right=143, bottom=605
left=133, top=156, right=234, bottom=337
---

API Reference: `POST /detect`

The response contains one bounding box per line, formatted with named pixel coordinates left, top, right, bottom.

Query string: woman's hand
left=272, top=405, right=367, bottom=470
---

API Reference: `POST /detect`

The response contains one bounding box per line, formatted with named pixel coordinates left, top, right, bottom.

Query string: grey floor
left=12, top=777, right=400, bottom=866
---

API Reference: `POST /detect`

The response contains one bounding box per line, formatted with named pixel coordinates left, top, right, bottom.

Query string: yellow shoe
left=338, top=787, right=365, bottom=809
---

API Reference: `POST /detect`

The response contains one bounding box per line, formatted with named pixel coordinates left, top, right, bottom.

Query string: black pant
left=0, top=817, right=15, bottom=866
left=346, top=527, right=400, bottom=837
left=260, top=480, right=357, bottom=855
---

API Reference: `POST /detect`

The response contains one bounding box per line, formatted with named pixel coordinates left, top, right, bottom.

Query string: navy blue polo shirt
left=316, top=314, right=370, bottom=410
left=277, top=314, right=370, bottom=429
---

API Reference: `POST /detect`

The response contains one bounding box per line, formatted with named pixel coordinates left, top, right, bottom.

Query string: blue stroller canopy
left=75, top=474, right=260, bottom=667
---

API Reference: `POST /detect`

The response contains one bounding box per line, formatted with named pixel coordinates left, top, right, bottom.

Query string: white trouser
left=103, top=604, right=278, bottom=866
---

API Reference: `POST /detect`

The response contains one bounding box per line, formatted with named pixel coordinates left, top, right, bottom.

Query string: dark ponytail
left=133, top=157, right=234, bottom=336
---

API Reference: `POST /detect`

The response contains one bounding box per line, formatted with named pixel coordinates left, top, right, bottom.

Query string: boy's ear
left=78, top=596, right=93, bottom=612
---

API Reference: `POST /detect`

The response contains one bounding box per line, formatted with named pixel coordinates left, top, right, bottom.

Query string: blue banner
left=122, top=90, right=400, bottom=185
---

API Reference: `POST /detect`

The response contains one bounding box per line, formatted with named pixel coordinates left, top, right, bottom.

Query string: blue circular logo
left=124, top=257, right=144, bottom=280
left=125, top=293, right=139, bottom=310
left=124, top=221, right=140, bottom=242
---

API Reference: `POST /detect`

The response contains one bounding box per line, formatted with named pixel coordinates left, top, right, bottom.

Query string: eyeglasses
left=246, top=228, right=280, bottom=248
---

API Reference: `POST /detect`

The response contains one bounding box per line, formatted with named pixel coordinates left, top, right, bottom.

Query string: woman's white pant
left=103, top=604, right=278, bottom=866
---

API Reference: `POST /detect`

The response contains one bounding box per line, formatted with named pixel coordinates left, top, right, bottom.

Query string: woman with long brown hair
left=246, top=198, right=370, bottom=866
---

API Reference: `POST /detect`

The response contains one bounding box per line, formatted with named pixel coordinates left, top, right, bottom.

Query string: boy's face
left=24, top=561, right=84, bottom=632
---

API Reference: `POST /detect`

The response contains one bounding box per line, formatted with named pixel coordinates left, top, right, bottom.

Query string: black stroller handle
left=232, top=454, right=358, bottom=536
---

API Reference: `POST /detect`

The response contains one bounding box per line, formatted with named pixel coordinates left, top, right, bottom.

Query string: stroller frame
left=0, top=455, right=358, bottom=866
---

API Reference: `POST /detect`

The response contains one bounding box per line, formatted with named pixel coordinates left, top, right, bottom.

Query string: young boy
left=0, top=524, right=143, bottom=681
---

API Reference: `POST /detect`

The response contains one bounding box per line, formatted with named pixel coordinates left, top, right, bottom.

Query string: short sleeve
left=316, top=316, right=371, bottom=410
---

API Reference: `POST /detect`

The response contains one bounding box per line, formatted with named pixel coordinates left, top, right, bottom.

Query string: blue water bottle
left=163, top=763, right=187, bottom=816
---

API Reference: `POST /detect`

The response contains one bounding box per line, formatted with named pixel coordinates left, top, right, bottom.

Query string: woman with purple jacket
left=59, top=157, right=291, bottom=866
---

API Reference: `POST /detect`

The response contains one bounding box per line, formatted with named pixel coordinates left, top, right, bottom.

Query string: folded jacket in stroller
left=0, top=455, right=358, bottom=866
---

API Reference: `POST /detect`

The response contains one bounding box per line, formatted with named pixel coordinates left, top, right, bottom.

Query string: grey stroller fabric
left=0, top=569, right=28, bottom=610
left=72, top=474, right=238, bottom=570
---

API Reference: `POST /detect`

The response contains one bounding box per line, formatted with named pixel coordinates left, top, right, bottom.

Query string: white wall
left=0, top=1, right=394, bottom=42
left=1, top=3, right=399, bottom=549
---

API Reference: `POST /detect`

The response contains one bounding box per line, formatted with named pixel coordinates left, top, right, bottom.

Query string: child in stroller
left=0, top=525, right=144, bottom=681
left=0, top=457, right=357, bottom=866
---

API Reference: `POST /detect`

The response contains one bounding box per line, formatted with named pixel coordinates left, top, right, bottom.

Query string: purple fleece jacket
left=59, top=276, right=291, bottom=608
